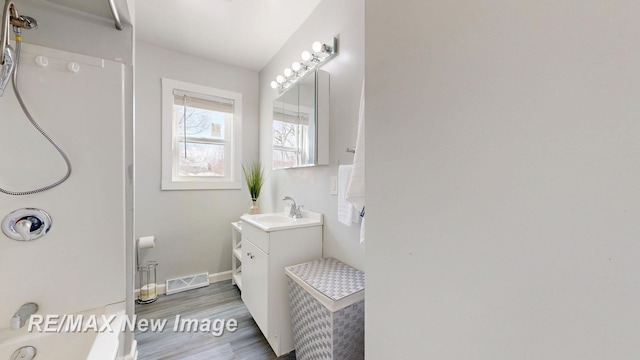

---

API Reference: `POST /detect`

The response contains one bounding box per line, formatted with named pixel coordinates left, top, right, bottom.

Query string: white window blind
left=173, top=90, right=234, bottom=114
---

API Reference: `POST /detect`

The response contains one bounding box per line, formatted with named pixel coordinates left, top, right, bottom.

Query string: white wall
left=259, top=0, right=365, bottom=270
left=366, top=1, right=640, bottom=358
left=135, top=42, right=259, bottom=284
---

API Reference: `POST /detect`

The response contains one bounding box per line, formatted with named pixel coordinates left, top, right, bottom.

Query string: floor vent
left=165, top=272, right=210, bottom=295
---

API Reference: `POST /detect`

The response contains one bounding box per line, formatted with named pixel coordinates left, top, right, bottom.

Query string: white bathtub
left=0, top=308, right=125, bottom=360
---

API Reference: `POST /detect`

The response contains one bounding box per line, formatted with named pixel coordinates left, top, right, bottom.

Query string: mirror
left=272, top=70, right=329, bottom=169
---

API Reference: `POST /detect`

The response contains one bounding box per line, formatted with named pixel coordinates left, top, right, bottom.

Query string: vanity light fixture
left=312, top=40, right=334, bottom=54
left=270, top=37, right=338, bottom=93
left=301, top=50, right=319, bottom=62
left=291, top=61, right=307, bottom=72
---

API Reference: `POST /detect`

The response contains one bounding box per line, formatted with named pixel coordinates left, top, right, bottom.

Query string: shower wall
left=1, top=1, right=134, bottom=356
left=0, top=42, right=126, bottom=326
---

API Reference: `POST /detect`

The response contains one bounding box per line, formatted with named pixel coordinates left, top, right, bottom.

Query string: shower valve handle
left=14, top=218, right=33, bottom=241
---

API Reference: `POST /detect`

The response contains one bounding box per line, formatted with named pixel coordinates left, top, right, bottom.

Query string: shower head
left=1, top=1, right=37, bottom=65
left=12, top=15, right=36, bottom=31
left=0, top=43, right=14, bottom=96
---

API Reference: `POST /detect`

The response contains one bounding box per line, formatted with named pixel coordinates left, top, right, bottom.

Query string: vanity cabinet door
left=241, top=238, right=269, bottom=334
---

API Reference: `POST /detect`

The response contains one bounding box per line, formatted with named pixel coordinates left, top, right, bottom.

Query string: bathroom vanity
left=239, top=211, right=323, bottom=356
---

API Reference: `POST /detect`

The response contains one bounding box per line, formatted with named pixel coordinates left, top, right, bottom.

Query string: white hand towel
left=346, top=80, right=366, bottom=246
left=338, top=165, right=360, bottom=225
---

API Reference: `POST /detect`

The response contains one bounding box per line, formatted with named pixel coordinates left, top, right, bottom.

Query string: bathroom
left=1, top=0, right=640, bottom=359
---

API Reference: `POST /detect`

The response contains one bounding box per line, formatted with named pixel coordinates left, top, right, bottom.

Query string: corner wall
left=259, top=0, right=365, bottom=270
left=366, top=1, right=640, bottom=358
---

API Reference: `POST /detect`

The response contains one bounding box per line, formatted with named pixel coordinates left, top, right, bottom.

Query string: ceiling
left=40, top=0, right=322, bottom=71
left=135, top=0, right=323, bottom=71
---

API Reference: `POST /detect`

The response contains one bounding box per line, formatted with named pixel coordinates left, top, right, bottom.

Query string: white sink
left=241, top=210, right=323, bottom=232
left=254, top=215, right=291, bottom=224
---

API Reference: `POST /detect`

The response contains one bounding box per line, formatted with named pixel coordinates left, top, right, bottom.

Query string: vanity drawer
left=242, top=222, right=269, bottom=253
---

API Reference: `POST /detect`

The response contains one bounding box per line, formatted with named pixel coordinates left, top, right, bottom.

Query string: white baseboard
left=134, top=270, right=232, bottom=297
left=208, top=270, right=233, bottom=284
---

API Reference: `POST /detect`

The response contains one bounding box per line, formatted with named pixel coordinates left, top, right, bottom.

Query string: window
left=162, top=79, right=242, bottom=190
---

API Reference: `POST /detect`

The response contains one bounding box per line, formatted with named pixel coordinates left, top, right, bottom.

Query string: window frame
left=161, top=78, right=242, bottom=190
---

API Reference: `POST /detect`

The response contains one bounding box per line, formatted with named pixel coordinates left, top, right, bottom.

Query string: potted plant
left=242, top=160, right=265, bottom=214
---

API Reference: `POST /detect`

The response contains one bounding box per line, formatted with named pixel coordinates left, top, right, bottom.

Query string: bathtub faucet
left=10, top=302, right=38, bottom=330
left=282, top=196, right=303, bottom=218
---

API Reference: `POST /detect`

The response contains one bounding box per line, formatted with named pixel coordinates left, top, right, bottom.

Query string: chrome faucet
left=10, top=302, right=38, bottom=330
left=282, top=196, right=303, bottom=218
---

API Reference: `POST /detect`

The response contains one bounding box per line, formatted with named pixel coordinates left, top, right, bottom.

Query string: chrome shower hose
left=0, top=39, right=72, bottom=195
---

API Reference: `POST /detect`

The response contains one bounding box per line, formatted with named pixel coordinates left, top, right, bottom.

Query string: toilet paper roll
left=138, top=236, right=156, bottom=249
left=140, top=283, right=157, bottom=301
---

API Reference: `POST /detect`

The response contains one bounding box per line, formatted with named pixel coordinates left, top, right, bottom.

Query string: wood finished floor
left=135, top=281, right=296, bottom=360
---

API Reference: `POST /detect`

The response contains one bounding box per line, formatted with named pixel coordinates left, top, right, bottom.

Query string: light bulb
left=292, top=62, right=301, bottom=72
left=312, top=41, right=323, bottom=53
left=301, top=50, right=312, bottom=62
left=270, top=81, right=278, bottom=89
left=284, top=68, right=293, bottom=77
left=276, top=75, right=285, bottom=84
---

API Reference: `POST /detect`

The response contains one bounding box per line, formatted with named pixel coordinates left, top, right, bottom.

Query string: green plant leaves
left=242, top=160, right=264, bottom=200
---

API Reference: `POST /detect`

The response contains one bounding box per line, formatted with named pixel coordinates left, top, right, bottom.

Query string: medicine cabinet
left=272, top=70, right=329, bottom=169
